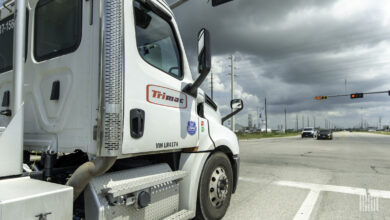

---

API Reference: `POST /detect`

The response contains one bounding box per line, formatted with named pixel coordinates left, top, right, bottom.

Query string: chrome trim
left=97, top=0, right=124, bottom=156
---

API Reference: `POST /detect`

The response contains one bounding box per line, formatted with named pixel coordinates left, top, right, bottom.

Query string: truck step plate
left=104, top=170, right=187, bottom=198
left=163, top=210, right=195, bottom=220
left=85, top=164, right=189, bottom=220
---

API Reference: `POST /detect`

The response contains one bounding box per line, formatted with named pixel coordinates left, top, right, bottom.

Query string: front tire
left=196, top=152, right=233, bottom=220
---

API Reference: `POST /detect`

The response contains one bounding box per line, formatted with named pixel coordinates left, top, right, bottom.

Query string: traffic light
left=350, top=93, right=364, bottom=99
left=315, top=96, right=328, bottom=100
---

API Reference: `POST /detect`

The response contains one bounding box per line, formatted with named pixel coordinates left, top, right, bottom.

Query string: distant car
left=302, top=127, right=316, bottom=138
left=317, top=129, right=333, bottom=140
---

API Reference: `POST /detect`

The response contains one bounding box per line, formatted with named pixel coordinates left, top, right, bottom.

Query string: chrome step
left=103, top=170, right=187, bottom=198
left=163, top=209, right=195, bottom=220
left=86, top=164, right=189, bottom=220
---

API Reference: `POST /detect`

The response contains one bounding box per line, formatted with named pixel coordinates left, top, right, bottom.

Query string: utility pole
left=344, top=79, right=347, bottom=94
left=265, top=98, right=268, bottom=133
left=210, top=71, right=213, bottom=100
left=302, top=115, right=304, bottom=129
left=296, top=115, right=298, bottom=132
left=230, top=55, right=235, bottom=132
left=307, top=116, right=309, bottom=127
left=313, top=116, right=316, bottom=128
left=284, top=108, right=287, bottom=133
left=360, top=107, right=363, bottom=130
left=257, top=106, right=261, bottom=130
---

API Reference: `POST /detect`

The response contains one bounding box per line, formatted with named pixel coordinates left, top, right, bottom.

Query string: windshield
left=303, top=128, right=313, bottom=131
left=0, top=15, right=14, bottom=73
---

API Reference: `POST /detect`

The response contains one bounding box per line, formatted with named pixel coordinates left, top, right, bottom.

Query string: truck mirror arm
left=183, top=71, right=209, bottom=97
left=142, top=0, right=172, bottom=20
left=221, top=105, right=244, bottom=124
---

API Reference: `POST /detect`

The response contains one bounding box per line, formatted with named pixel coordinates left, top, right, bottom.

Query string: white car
left=302, top=127, right=316, bottom=138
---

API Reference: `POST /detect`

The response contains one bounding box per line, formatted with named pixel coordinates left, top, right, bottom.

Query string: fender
left=208, top=119, right=239, bottom=155
left=179, top=152, right=210, bottom=213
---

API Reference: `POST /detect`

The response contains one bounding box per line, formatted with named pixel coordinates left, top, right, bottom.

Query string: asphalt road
left=225, top=132, right=390, bottom=220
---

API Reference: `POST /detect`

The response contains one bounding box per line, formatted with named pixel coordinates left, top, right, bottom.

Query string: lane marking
left=293, top=190, right=320, bottom=220
left=275, top=180, right=390, bottom=199
left=239, top=177, right=390, bottom=219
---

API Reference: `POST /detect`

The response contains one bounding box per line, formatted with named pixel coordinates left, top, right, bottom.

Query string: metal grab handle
left=2, top=0, right=13, bottom=12
left=0, top=109, right=12, bottom=117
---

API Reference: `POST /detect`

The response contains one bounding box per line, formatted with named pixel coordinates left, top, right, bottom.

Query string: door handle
left=50, top=81, right=60, bottom=100
left=130, top=109, right=145, bottom=138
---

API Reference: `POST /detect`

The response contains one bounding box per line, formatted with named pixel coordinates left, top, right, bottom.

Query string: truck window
left=0, top=11, right=29, bottom=74
left=34, top=0, right=82, bottom=62
left=134, top=1, right=182, bottom=78
left=0, top=15, right=14, bottom=73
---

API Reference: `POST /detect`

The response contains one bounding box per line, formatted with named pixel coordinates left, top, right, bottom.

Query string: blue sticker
left=187, top=121, right=197, bottom=135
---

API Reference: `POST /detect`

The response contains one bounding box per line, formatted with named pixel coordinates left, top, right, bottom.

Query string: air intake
left=98, top=0, right=124, bottom=156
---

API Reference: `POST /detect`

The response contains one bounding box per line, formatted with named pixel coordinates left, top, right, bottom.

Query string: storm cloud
left=168, top=0, right=390, bottom=129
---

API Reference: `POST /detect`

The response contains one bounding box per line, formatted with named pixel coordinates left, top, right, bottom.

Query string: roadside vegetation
left=236, top=131, right=300, bottom=140
left=372, top=131, right=390, bottom=135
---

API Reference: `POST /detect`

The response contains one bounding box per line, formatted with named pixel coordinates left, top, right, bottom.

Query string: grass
left=373, top=131, right=390, bottom=135
left=237, top=132, right=300, bottom=140
left=358, top=130, right=390, bottom=135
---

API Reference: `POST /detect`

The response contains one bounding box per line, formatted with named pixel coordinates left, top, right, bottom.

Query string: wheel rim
left=208, top=166, right=229, bottom=208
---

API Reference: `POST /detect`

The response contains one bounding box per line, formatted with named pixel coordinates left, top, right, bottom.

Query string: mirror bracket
left=222, top=99, right=244, bottom=124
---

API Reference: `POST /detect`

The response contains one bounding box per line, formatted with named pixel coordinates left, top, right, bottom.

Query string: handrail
left=2, top=0, right=13, bottom=13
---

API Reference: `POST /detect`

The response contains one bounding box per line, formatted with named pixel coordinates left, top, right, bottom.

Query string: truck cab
left=0, top=0, right=242, bottom=219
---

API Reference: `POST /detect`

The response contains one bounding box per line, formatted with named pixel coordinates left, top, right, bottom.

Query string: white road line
left=239, top=177, right=264, bottom=184
left=239, top=177, right=390, bottom=219
left=275, top=180, right=390, bottom=199
left=293, top=190, right=320, bottom=220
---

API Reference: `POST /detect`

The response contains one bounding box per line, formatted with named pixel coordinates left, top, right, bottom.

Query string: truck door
left=121, top=0, right=198, bottom=154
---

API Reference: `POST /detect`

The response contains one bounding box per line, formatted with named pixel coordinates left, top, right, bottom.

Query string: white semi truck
left=0, top=0, right=243, bottom=219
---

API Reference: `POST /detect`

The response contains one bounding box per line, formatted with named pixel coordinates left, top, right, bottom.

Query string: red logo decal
left=147, top=85, right=187, bottom=109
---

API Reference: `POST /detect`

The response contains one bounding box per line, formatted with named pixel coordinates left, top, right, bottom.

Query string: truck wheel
left=196, top=152, right=233, bottom=220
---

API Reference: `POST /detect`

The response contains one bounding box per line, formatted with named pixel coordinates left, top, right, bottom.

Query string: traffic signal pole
left=315, top=90, right=390, bottom=100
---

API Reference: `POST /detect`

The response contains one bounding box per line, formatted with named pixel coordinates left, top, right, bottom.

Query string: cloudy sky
left=167, top=0, right=390, bottom=130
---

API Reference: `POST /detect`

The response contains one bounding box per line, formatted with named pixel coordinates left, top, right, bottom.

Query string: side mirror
left=198, top=28, right=211, bottom=75
left=183, top=28, right=211, bottom=97
left=222, top=99, right=244, bottom=124
left=231, top=99, right=243, bottom=110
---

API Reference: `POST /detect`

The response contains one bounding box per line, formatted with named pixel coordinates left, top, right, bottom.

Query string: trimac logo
left=147, top=85, right=187, bottom=109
